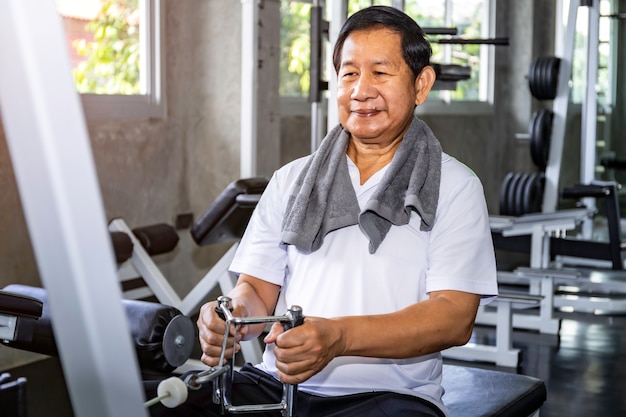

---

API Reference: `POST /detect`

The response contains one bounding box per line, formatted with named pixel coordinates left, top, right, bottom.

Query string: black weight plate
left=545, top=57, right=561, bottom=99
left=532, top=57, right=543, bottom=99
left=529, top=111, right=540, bottom=153
left=528, top=58, right=539, bottom=98
left=537, top=57, right=548, bottom=99
left=500, top=172, right=515, bottom=215
left=530, top=109, right=553, bottom=169
left=529, top=57, right=544, bottom=99
left=541, top=57, right=550, bottom=100
left=540, top=109, right=554, bottom=163
left=523, top=172, right=545, bottom=214
left=506, top=172, right=523, bottom=217
left=514, top=172, right=532, bottom=216
left=529, top=110, right=544, bottom=166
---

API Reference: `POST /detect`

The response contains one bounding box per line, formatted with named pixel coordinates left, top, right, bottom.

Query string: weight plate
left=162, top=314, right=196, bottom=368
left=545, top=57, right=560, bottom=99
left=499, top=172, right=514, bottom=215
left=530, top=109, right=553, bottom=169
left=528, top=56, right=561, bottom=100
left=528, top=58, right=539, bottom=98
left=537, top=57, right=548, bottom=99
left=523, top=172, right=545, bottom=214
left=506, top=172, right=523, bottom=217
left=514, top=172, right=532, bottom=216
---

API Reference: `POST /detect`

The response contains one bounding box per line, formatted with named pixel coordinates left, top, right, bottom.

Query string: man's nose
left=351, top=74, right=376, bottom=100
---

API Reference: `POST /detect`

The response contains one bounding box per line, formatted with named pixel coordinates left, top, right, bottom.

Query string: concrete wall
left=5, top=0, right=618, bottom=371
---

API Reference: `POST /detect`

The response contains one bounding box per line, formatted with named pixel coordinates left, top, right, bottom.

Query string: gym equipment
left=0, top=289, right=41, bottom=417
left=111, top=177, right=268, bottom=317
left=110, top=177, right=268, bottom=367
left=556, top=182, right=624, bottom=270
left=434, top=37, right=509, bottom=46
left=431, top=63, right=472, bottom=91
left=0, top=372, right=27, bottom=417
left=527, top=56, right=561, bottom=100
left=489, top=208, right=592, bottom=335
left=1, top=2, right=150, bottom=414
left=113, top=222, right=180, bottom=300
left=442, top=364, right=546, bottom=417
left=0, top=285, right=196, bottom=415
left=493, top=181, right=626, bottom=318
left=146, top=296, right=304, bottom=416
left=543, top=0, right=601, bottom=216
left=191, top=177, right=268, bottom=246
left=497, top=182, right=624, bottom=270
left=0, top=287, right=547, bottom=417
left=529, top=109, right=554, bottom=170
left=499, top=172, right=546, bottom=216
left=1, top=285, right=195, bottom=374
left=144, top=296, right=547, bottom=417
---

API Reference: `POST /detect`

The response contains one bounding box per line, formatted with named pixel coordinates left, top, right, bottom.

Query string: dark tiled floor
left=4, top=309, right=626, bottom=416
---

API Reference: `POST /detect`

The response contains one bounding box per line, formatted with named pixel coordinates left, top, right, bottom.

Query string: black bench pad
left=191, top=177, right=268, bottom=246
left=2, top=285, right=195, bottom=374
left=442, top=364, right=546, bottom=417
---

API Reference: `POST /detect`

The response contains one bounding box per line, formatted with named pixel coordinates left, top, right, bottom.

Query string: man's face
left=336, top=27, right=420, bottom=145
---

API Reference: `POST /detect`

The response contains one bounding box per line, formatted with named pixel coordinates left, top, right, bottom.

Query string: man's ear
left=414, top=66, right=436, bottom=106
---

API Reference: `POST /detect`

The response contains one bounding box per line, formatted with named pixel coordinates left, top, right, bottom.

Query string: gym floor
left=6, top=307, right=626, bottom=417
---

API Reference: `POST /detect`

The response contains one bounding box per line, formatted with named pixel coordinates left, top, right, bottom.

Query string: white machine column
left=240, top=0, right=260, bottom=178
left=326, top=0, right=347, bottom=130
left=0, top=2, right=147, bottom=416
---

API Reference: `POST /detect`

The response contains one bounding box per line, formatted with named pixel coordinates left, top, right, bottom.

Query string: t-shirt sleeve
left=425, top=165, right=498, bottom=304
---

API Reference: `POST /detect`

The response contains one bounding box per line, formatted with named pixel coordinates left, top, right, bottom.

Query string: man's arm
left=197, top=274, right=280, bottom=367
left=264, top=289, right=480, bottom=384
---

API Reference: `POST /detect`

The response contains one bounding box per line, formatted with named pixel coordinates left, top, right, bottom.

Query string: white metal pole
left=326, top=0, right=347, bottom=131
left=0, top=2, right=147, bottom=416
left=543, top=0, right=578, bottom=212
left=580, top=0, right=600, bottom=238
left=241, top=0, right=260, bottom=178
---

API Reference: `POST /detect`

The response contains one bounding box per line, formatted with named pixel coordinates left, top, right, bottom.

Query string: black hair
left=332, top=5, right=432, bottom=81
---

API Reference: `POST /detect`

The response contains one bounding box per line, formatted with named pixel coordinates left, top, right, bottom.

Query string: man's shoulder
left=441, top=152, right=479, bottom=179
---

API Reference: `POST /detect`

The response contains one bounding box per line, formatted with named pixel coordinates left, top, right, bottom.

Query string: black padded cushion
left=132, top=223, right=179, bottom=256
left=110, top=231, right=133, bottom=263
left=191, top=177, right=269, bottom=246
left=2, top=285, right=194, bottom=374
left=0, top=290, right=43, bottom=320
left=442, top=364, right=546, bottom=417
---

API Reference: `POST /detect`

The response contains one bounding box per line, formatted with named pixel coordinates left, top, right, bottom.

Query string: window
left=561, top=0, right=615, bottom=108
left=403, top=0, right=493, bottom=105
left=279, top=0, right=494, bottom=115
left=56, top=0, right=165, bottom=120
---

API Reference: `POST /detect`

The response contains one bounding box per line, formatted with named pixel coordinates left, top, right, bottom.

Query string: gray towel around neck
left=281, top=116, right=442, bottom=254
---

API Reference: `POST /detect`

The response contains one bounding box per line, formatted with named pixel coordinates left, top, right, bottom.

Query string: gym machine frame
left=0, top=2, right=148, bottom=415
left=147, top=296, right=304, bottom=416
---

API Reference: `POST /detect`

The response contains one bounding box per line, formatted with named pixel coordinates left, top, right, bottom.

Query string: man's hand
left=197, top=300, right=250, bottom=367
left=263, top=317, right=345, bottom=384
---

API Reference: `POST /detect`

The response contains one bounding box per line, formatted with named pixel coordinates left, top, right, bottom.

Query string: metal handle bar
left=195, top=296, right=304, bottom=416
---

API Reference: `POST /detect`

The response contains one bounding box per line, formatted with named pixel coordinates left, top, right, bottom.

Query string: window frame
left=279, top=0, right=496, bottom=117
left=79, top=0, right=166, bottom=121
left=419, top=0, right=495, bottom=113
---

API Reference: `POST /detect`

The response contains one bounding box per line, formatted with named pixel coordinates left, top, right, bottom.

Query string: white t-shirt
left=229, top=152, right=498, bottom=416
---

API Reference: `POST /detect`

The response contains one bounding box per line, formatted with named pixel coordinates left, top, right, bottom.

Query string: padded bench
left=442, top=364, right=546, bottom=417
left=1, top=285, right=195, bottom=374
